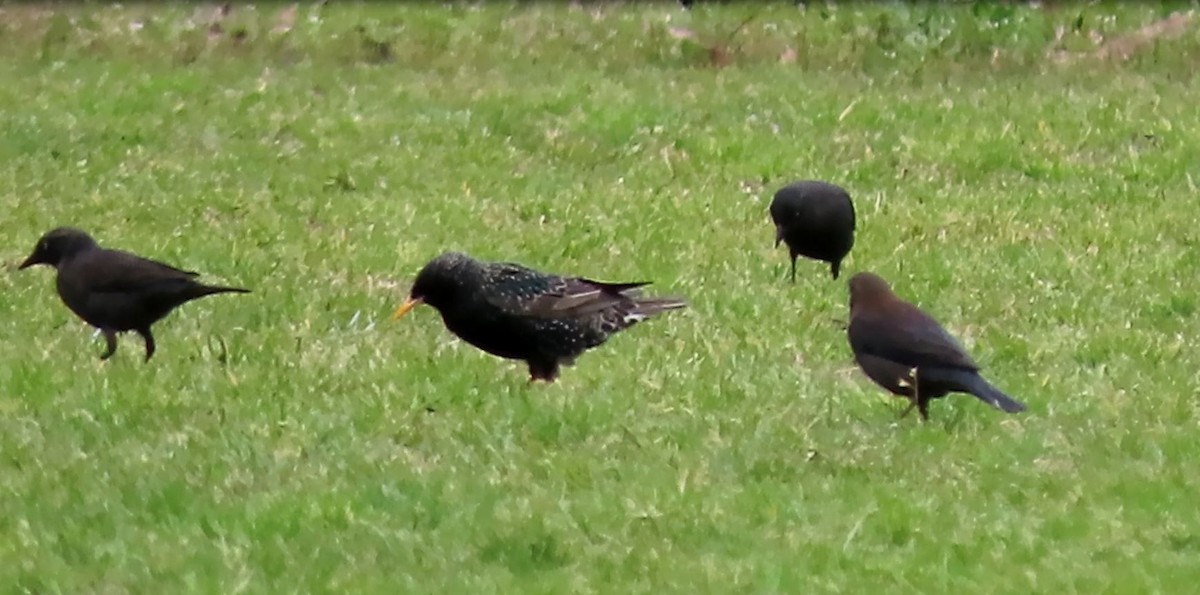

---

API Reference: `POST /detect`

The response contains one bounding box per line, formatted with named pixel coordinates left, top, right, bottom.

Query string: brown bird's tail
left=934, top=368, right=1025, bottom=414
left=968, top=380, right=1026, bottom=414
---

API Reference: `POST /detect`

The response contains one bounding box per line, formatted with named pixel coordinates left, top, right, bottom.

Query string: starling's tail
left=623, top=296, right=687, bottom=324
left=581, top=280, right=652, bottom=297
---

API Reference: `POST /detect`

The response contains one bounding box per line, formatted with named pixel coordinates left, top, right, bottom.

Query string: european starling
left=392, top=252, right=687, bottom=382
left=846, top=272, right=1025, bottom=420
left=18, top=227, right=250, bottom=361
left=769, top=180, right=856, bottom=281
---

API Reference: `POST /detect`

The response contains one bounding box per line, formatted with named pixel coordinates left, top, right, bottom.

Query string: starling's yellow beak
left=392, top=297, right=422, bottom=321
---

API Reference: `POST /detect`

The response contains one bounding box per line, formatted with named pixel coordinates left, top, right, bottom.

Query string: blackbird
left=392, top=252, right=687, bottom=382
left=769, top=180, right=856, bottom=281
left=846, top=272, right=1025, bottom=420
left=19, top=227, right=250, bottom=362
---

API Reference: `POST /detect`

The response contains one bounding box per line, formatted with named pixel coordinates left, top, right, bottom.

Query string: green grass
left=2, top=2, right=1200, bottom=592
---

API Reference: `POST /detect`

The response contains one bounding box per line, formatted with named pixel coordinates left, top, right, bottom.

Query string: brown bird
left=19, top=227, right=250, bottom=361
left=846, top=272, right=1025, bottom=420
left=392, top=252, right=686, bottom=382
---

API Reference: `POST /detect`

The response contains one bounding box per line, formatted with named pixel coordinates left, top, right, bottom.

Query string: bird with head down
left=846, top=271, right=1025, bottom=420
left=393, top=252, right=687, bottom=382
left=769, top=180, right=856, bottom=282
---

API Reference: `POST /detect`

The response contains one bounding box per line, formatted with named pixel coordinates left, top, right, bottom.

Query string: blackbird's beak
left=392, top=297, right=422, bottom=321
left=774, top=227, right=784, bottom=248
left=18, top=254, right=40, bottom=270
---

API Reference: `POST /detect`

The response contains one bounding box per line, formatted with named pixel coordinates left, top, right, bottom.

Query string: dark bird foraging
left=846, top=272, right=1025, bottom=421
left=392, top=252, right=687, bottom=382
left=769, top=180, right=856, bottom=281
left=19, top=227, right=250, bottom=362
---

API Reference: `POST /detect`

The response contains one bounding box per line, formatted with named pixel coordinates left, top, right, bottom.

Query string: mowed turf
left=2, top=3, right=1199, bottom=592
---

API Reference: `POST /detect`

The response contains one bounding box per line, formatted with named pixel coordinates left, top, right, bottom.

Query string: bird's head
left=392, top=252, right=474, bottom=320
left=847, top=271, right=894, bottom=311
left=19, top=227, right=98, bottom=270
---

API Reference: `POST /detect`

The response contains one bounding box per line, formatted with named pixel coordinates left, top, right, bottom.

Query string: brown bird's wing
left=75, top=248, right=201, bottom=294
left=482, top=262, right=650, bottom=319
left=849, top=301, right=980, bottom=371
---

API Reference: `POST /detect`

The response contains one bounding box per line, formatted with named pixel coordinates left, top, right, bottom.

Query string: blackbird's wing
left=76, top=248, right=201, bottom=295
left=482, top=262, right=648, bottom=319
left=849, top=302, right=980, bottom=371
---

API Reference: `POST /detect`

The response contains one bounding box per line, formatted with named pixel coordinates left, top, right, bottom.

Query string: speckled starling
left=769, top=180, right=856, bottom=281
left=846, top=271, right=1025, bottom=420
left=392, top=252, right=687, bottom=382
left=19, top=227, right=250, bottom=362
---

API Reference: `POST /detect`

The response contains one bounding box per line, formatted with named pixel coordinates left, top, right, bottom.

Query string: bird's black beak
left=774, top=226, right=784, bottom=248
left=17, top=254, right=41, bottom=270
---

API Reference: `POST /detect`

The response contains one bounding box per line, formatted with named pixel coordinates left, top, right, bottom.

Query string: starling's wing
left=540, top=277, right=653, bottom=317
left=77, top=248, right=202, bottom=294
left=849, top=302, right=979, bottom=371
left=483, top=262, right=650, bottom=319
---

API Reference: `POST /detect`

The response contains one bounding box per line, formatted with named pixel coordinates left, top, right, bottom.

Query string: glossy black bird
left=846, top=272, right=1025, bottom=421
left=392, top=252, right=686, bottom=382
left=19, top=227, right=250, bottom=362
left=769, top=180, right=856, bottom=281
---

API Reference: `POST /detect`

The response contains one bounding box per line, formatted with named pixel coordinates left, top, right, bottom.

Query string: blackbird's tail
left=193, top=284, right=252, bottom=299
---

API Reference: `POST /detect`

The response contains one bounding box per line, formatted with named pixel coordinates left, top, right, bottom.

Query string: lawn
left=2, top=2, right=1199, bottom=592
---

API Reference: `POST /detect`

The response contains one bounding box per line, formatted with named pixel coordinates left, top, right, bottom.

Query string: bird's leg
left=526, top=359, right=559, bottom=384
left=897, top=366, right=920, bottom=420
left=912, top=368, right=928, bottom=422
left=526, top=371, right=557, bottom=384
left=136, top=327, right=156, bottom=362
left=789, top=256, right=797, bottom=283
left=99, top=330, right=119, bottom=361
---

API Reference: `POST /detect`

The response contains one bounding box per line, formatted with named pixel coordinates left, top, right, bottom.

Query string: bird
left=846, top=271, right=1025, bottom=421
left=18, top=227, right=250, bottom=362
left=392, top=252, right=687, bottom=382
left=769, top=180, right=856, bottom=281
